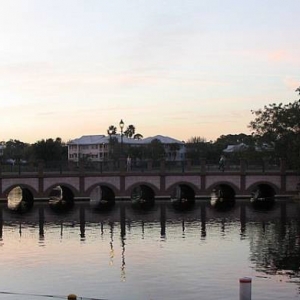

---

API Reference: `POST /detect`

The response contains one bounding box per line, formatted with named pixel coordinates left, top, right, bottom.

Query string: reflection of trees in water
left=249, top=219, right=300, bottom=281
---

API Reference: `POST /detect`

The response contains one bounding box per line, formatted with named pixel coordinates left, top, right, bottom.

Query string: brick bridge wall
left=0, top=169, right=299, bottom=201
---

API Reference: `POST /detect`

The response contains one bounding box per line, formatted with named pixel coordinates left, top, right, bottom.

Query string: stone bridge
left=0, top=166, right=299, bottom=201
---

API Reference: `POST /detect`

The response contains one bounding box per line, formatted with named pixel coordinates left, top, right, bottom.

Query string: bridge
left=0, top=159, right=299, bottom=202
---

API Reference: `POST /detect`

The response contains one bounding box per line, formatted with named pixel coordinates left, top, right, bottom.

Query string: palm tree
left=107, top=125, right=117, bottom=159
left=124, top=125, right=135, bottom=138
left=134, top=133, right=143, bottom=140
left=107, top=125, right=117, bottom=136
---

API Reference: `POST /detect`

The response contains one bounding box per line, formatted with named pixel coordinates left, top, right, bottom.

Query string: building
left=223, top=143, right=249, bottom=153
left=67, top=134, right=185, bottom=162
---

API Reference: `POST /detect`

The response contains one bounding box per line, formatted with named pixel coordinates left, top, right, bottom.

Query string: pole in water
left=68, top=294, right=77, bottom=300
left=239, top=277, right=252, bottom=300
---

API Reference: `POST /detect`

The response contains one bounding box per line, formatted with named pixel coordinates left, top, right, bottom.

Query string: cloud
left=267, top=50, right=287, bottom=62
left=283, top=77, right=300, bottom=91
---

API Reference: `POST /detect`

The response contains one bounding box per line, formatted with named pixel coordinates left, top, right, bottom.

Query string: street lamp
left=119, top=119, right=124, bottom=155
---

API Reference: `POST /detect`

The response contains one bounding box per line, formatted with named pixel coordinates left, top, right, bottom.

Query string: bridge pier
left=240, top=160, right=246, bottom=195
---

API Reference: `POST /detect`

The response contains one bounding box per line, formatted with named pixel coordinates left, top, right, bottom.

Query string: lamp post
left=107, top=128, right=114, bottom=159
left=119, top=119, right=124, bottom=156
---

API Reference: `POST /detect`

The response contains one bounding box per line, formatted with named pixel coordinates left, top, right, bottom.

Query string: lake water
left=0, top=199, right=299, bottom=300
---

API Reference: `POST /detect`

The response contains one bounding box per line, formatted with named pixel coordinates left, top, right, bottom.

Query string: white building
left=67, top=134, right=185, bottom=162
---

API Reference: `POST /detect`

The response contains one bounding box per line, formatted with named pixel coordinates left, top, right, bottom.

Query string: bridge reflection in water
left=0, top=199, right=300, bottom=300
left=0, top=200, right=294, bottom=240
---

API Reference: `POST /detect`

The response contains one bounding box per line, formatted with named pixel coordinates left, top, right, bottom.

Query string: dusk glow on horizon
left=0, top=1, right=299, bottom=143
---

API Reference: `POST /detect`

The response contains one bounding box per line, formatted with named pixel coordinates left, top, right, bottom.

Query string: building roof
left=223, top=143, right=248, bottom=153
left=69, top=135, right=107, bottom=145
left=139, top=135, right=185, bottom=144
left=68, top=134, right=184, bottom=145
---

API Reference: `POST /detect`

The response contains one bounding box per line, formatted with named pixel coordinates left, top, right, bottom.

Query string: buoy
left=68, top=294, right=77, bottom=300
left=239, top=277, right=252, bottom=300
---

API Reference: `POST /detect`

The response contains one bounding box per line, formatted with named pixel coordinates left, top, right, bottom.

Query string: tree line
left=1, top=87, right=299, bottom=168
left=186, top=86, right=300, bottom=168
left=0, top=138, right=67, bottom=165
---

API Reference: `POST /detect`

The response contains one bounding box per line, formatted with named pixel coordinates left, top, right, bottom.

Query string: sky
left=0, top=0, right=299, bottom=144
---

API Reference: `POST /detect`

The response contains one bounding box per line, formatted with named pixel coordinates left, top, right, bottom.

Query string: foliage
left=2, top=91, right=300, bottom=169
left=124, top=125, right=135, bottom=138
left=249, top=87, right=300, bottom=168
left=185, top=134, right=268, bottom=165
left=214, top=134, right=258, bottom=162
left=145, top=139, right=165, bottom=160
left=168, top=143, right=180, bottom=160
left=124, top=124, right=143, bottom=139
left=249, top=101, right=300, bottom=140
left=215, top=133, right=255, bottom=148
left=32, top=137, right=67, bottom=162
left=107, top=136, right=121, bottom=161
left=107, top=123, right=143, bottom=140
left=107, top=126, right=118, bottom=159
left=107, top=125, right=117, bottom=135
left=128, top=145, right=144, bottom=160
left=185, top=136, right=211, bottom=163
left=187, top=136, right=207, bottom=143
left=2, top=139, right=30, bottom=162
left=133, top=133, right=143, bottom=140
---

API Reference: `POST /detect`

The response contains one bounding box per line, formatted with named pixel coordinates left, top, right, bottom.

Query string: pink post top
left=239, top=277, right=252, bottom=283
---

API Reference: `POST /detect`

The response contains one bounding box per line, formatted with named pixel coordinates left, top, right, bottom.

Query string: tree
left=124, top=125, right=136, bottom=138
left=214, top=134, right=254, bottom=147
left=169, top=143, right=180, bottom=160
left=107, top=125, right=117, bottom=159
left=32, top=137, right=66, bottom=162
left=107, top=122, right=142, bottom=140
left=133, top=133, right=143, bottom=140
left=106, top=123, right=142, bottom=159
left=145, top=139, right=165, bottom=160
left=249, top=87, right=300, bottom=168
left=186, top=136, right=213, bottom=163
left=213, top=134, right=257, bottom=163
left=108, top=136, right=121, bottom=161
left=2, top=139, right=30, bottom=163
left=107, top=125, right=117, bottom=136
left=128, top=145, right=144, bottom=160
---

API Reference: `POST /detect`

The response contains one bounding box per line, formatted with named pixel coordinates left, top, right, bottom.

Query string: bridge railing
left=0, top=158, right=283, bottom=175
left=0, top=162, right=39, bottom=174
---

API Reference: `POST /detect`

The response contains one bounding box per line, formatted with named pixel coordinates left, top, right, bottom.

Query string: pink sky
left=0, top=1, right=299, bottom=143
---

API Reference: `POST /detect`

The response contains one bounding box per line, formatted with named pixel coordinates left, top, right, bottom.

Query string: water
left=0, top=200, right=300, bottom=300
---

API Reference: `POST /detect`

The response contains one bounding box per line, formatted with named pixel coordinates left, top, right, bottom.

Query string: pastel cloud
left=283, top=77, right=300, bottom=91
left=268, top=50, right=288, bottom=63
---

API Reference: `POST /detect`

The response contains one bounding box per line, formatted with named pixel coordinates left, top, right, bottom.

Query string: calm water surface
left=0, top=200, right=300, bottom=300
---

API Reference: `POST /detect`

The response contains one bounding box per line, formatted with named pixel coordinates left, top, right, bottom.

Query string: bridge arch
left=207, top=181, right=239, bottom=196
left=5, top=185, right=35, bottom=212
left=126, top=182, right=159, bottom=199
left=166, top=181, right=199, bottom=197
left=85, top=183, right=119, bottom=198
left=44, top=183, right=79, bottom=199
left=247, top=181, right=279, bottom=196
left=3, top=184, right=39, bottom=199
